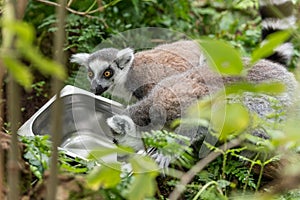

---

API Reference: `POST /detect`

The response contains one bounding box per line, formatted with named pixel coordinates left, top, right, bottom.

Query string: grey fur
left=105, top=1, right=298, bottom=163
left=107, top=58, right=298, bottom=156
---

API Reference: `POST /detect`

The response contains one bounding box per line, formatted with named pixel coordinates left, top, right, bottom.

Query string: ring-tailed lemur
left=70, top=40, right=203, bottom=100
left=104, top=0, right=298, bottom=165
left=72, top=0, right=298, bottom=167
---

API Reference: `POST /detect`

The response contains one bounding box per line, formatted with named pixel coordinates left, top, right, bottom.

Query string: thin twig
left=46, top=0, right=66, bottom=199
left=16, top=0, right=28, bottom=19
left=7, top=77, right=21, bottom=200
left=67, top=0, right=73, bottom=7
left=0, top=145, right=3, bottom=200
left=35, top=0, right=109, bottom=26
left=97, top=0, right=103, bottom=9
left=0, top=60, right=6, bottom=132
left=2, top=0, right=22, bottom=199
left=0, top=59, right=6, bottom=200
left=168, top=138, right=242, bottom=200
left=35, top=0, right=104, bottom=16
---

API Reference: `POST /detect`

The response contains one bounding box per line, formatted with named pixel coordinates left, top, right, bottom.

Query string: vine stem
left=168, top=138, right=242, bottom=200
left=192, top=181, right=218, bottom=200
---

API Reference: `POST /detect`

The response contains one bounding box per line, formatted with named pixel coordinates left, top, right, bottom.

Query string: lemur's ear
left=70, top=53, right=90, bottom=67
left=115, top=48, right=134, bottom=69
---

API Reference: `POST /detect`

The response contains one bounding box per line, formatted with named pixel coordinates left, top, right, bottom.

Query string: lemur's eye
left=103, top=69, right=114, bottom=79
left=88, top=71, right=94, bottom=78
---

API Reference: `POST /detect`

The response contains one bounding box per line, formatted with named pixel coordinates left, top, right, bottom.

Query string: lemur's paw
left=107, top=115, right=136, bottom=136
left=150, top=151, right=172, bottom=169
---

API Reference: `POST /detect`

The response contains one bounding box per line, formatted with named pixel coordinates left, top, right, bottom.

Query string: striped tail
left=259, top=0, right=296, bottom=66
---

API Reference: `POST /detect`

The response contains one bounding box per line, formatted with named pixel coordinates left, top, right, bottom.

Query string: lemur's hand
left=107, top=115, right=144, bottom=151
left=107, top=115, right=173, bottom=169
left=107, top=115, right=136, bottom=136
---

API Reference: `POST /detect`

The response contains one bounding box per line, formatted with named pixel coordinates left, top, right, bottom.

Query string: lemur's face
left=71, top=48, right=134, bottom=95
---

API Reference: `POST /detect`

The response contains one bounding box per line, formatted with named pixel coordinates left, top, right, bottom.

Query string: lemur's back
left=125, top=40, right=203, bottom=99
left=107, top=0, right=299, bottom=160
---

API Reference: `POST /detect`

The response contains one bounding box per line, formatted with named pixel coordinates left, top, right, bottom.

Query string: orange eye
left=103, top=69, right=114, bottom=79
left=88, top=71, right=94, bottom=78
left=104, top=71, right=111, bottom=77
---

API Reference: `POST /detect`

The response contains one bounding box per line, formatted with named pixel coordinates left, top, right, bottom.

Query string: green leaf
left=18, top=44, right=66, bottom=80
left=131, top=0, right=140, bottom=14
left=127, top=156, right=158, bottom=200
left=3, top=20, right=35, bottom=45
left=212, top=103, right=250, bottom=141
left=187, top=94, right=223, bottom=120
left=130, top=155, right=159, bottom=175
left=198, top=39, right=243, bottom=75
left=88, top=146, right=134, bottom=160
left=2, top=56, right=33, bottom=89
left=126, top=156, right=159, bottom=200
left=217, top=179, right=231, bottom=188
left=251, top=30, right=292, bottom=63
left=126, top=174, right=157, bottom=200
left=86, top=163, right=122, bottom=190
left=225, top=82, right=285, bottom=95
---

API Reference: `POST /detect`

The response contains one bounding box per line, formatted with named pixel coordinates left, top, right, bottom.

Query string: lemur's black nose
left=93, top=85, right=108, bottom=95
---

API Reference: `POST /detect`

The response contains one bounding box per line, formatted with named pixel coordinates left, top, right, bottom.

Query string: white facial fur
left=71, top=48, right=134, bottom=97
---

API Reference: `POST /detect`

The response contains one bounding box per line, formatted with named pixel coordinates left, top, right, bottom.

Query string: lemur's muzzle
left=92, top=85, right=108, bottom=95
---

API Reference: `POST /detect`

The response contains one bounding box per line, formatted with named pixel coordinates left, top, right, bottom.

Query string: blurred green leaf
left=87, top=163, right=122, bottom=190
left=188, top=99, right=250, bottom=141
left=274, top=119, right=300, bottom=147
left=126, top=174, right=156, bottom=200
left=251, top=30, right=292, bottom=63
left=225, top=82, right=286, bottom=95
left=2, top=56, right=33, bottom=89
left=130, top=155, right=159, bottom=175
left=4, top=20, right=35, bottom=44
left=213, top=103, right=250, bottom=141
left=187, top=94, right=224, bottom=120
left=198, top=39, right=243, bottom=75
left=88, top=146, right=134, bottom=160
left=131, top=0, right=140, bottom=14
left=126, top=156, right=158, bottom=200
left=1, top=19, right=66, bottom=87
left=19, top=44, right=66, bottom=80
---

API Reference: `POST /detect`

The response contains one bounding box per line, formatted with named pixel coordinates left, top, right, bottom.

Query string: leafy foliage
left=3, top=0, right=300, bottom=199
left=21, top=135, right=51, bottom=179
left=143, top=130, right=194, bottom=168
left=20, top=135, right=97, bottom=180
left=87, top=146, right=159, bottom=200
left=1, top=4, right=66, bottom=88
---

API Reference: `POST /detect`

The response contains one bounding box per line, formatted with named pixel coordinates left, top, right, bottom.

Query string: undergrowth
left=2, top=0, right=300, bottom=199
left=19, top=128, right=300, bottom=200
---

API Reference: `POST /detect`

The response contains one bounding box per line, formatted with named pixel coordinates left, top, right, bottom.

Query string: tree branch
left=35, top=0, right=104, bottom=16
left=168, top=138, right=242, bottom=200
